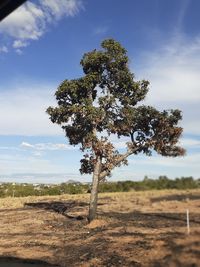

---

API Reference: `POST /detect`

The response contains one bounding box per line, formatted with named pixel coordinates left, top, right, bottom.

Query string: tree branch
left=99, top=146, right=139, bottom=180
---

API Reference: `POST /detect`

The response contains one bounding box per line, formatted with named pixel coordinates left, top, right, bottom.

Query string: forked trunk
left=88, top=157, right=101, bottom=222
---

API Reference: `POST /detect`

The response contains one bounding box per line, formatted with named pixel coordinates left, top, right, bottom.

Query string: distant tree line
left=0, top=176, right=199, bottom=198
left=0, top=182, right=87, bottom=198
left=98, top=176, right=200, bottom=192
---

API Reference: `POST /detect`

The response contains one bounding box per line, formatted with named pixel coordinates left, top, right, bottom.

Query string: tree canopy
left=47, top=39, right=185, bottom=221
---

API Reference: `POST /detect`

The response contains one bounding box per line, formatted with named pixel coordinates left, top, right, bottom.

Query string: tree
left=47, top=39, right=185, bottom=222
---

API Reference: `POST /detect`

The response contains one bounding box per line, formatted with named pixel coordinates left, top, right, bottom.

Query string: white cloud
left=138, top=36, right=200, bottom=103
left=0, top=2, right=45, bottom=41
left=40, top=0, right=82, bottom=19
left=0, top=148, right=81, bottom=180
left=0, top=83, right=63, bottom=135
left=21, top=142, right=34, bottom=148
left=15, top=49, right=23, bottom=55
left=0, top=0, right=82, bottom=53
left=0, top=172, right=83, bottom=183
left=180, top=138, right=200, bottom=147
left=124, top=152, right=200, bottom=179
left=94, top=26, right=108, bottom=35
left=183, top=120, right=200, bottom=135
left=20, top=142, right=74, bottom=150
left=136, top=34, right=200, bottom=135
left=0, top=146, right=21, bottom=151
left=110, top=150, right=200, bottom=181
left=0, top=45, right=8, bottom=53
left=32, top=151, right=43, bottom=157
left=107, top=135, right=129, bottom=150
left=13, top=40, right=28, bottom=48
left=0, top=153, right=67, bottom=175
left=176, top=0, right=190, bottom=31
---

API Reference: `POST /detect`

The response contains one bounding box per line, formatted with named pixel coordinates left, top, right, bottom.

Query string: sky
left=0, top=0, right=200, bottom=183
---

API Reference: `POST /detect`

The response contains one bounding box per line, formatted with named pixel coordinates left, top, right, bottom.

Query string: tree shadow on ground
left=0, top=207, right=30, bottom=213
left=147, top=212, right=200, bottom=224
left=150, top=238, right=200, bottom=267
left=1, top=203, right=200, bottom=266
left=24, top=201, right=88, bottom=220
left=0, top=238, right=59, bottom=250
left=24, top=199, right=200, bottom=227
left=51, top=222, right=199, bottom=267
left=151, top=193, right=200, bottom=203
left=53, top=235, right=139, bottom=267
left=0, top=256, right=60, bottom=267
left=99, top=211, right=200, bottom=266
left=101, top=210, right=200, bottom=228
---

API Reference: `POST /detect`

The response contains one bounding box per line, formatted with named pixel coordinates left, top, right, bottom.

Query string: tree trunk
left=88, top=156, right=101, bottom=222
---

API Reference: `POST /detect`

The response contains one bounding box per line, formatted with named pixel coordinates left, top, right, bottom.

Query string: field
left=0, top=189, right=200, bottom=267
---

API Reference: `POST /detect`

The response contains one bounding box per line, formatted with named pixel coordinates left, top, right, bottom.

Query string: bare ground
left=0, top=189, right=200, bottom=266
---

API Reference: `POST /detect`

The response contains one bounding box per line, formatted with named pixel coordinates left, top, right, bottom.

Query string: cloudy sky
left=0, top=0, right=200, bottom=183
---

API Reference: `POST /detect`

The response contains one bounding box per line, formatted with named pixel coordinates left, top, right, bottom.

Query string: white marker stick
left=186, top=209, right=190, bottom=234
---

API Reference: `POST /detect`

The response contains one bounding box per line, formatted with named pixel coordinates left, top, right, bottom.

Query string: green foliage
left=47, top=39, right=185, bottom=180
left=0, top=182, right=88, bottom=198
left=46, top=38, right=187, bottom=221
left=0, top=176, right=199, bottom=198
left=98, top=176, right=199, bottom=192
left=60, top=183, right=86, bottom=194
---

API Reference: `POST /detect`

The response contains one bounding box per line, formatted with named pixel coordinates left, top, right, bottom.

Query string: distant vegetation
left=0, top=176, right=199, bottom=198
left=99, top=176, right=200, bottom=192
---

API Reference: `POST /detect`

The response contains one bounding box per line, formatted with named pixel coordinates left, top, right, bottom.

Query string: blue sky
left=0, top=0, right=200, bottom=183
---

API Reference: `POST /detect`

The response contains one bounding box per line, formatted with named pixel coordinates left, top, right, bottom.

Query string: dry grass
left=0, top=189, right=200, bottom=266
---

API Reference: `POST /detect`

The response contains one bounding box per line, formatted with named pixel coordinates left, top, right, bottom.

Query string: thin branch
left=99, top=146, right=139, bottom=179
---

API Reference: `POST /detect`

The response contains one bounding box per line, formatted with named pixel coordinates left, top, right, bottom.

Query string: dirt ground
left=0, top=189, right=200, bottom=267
